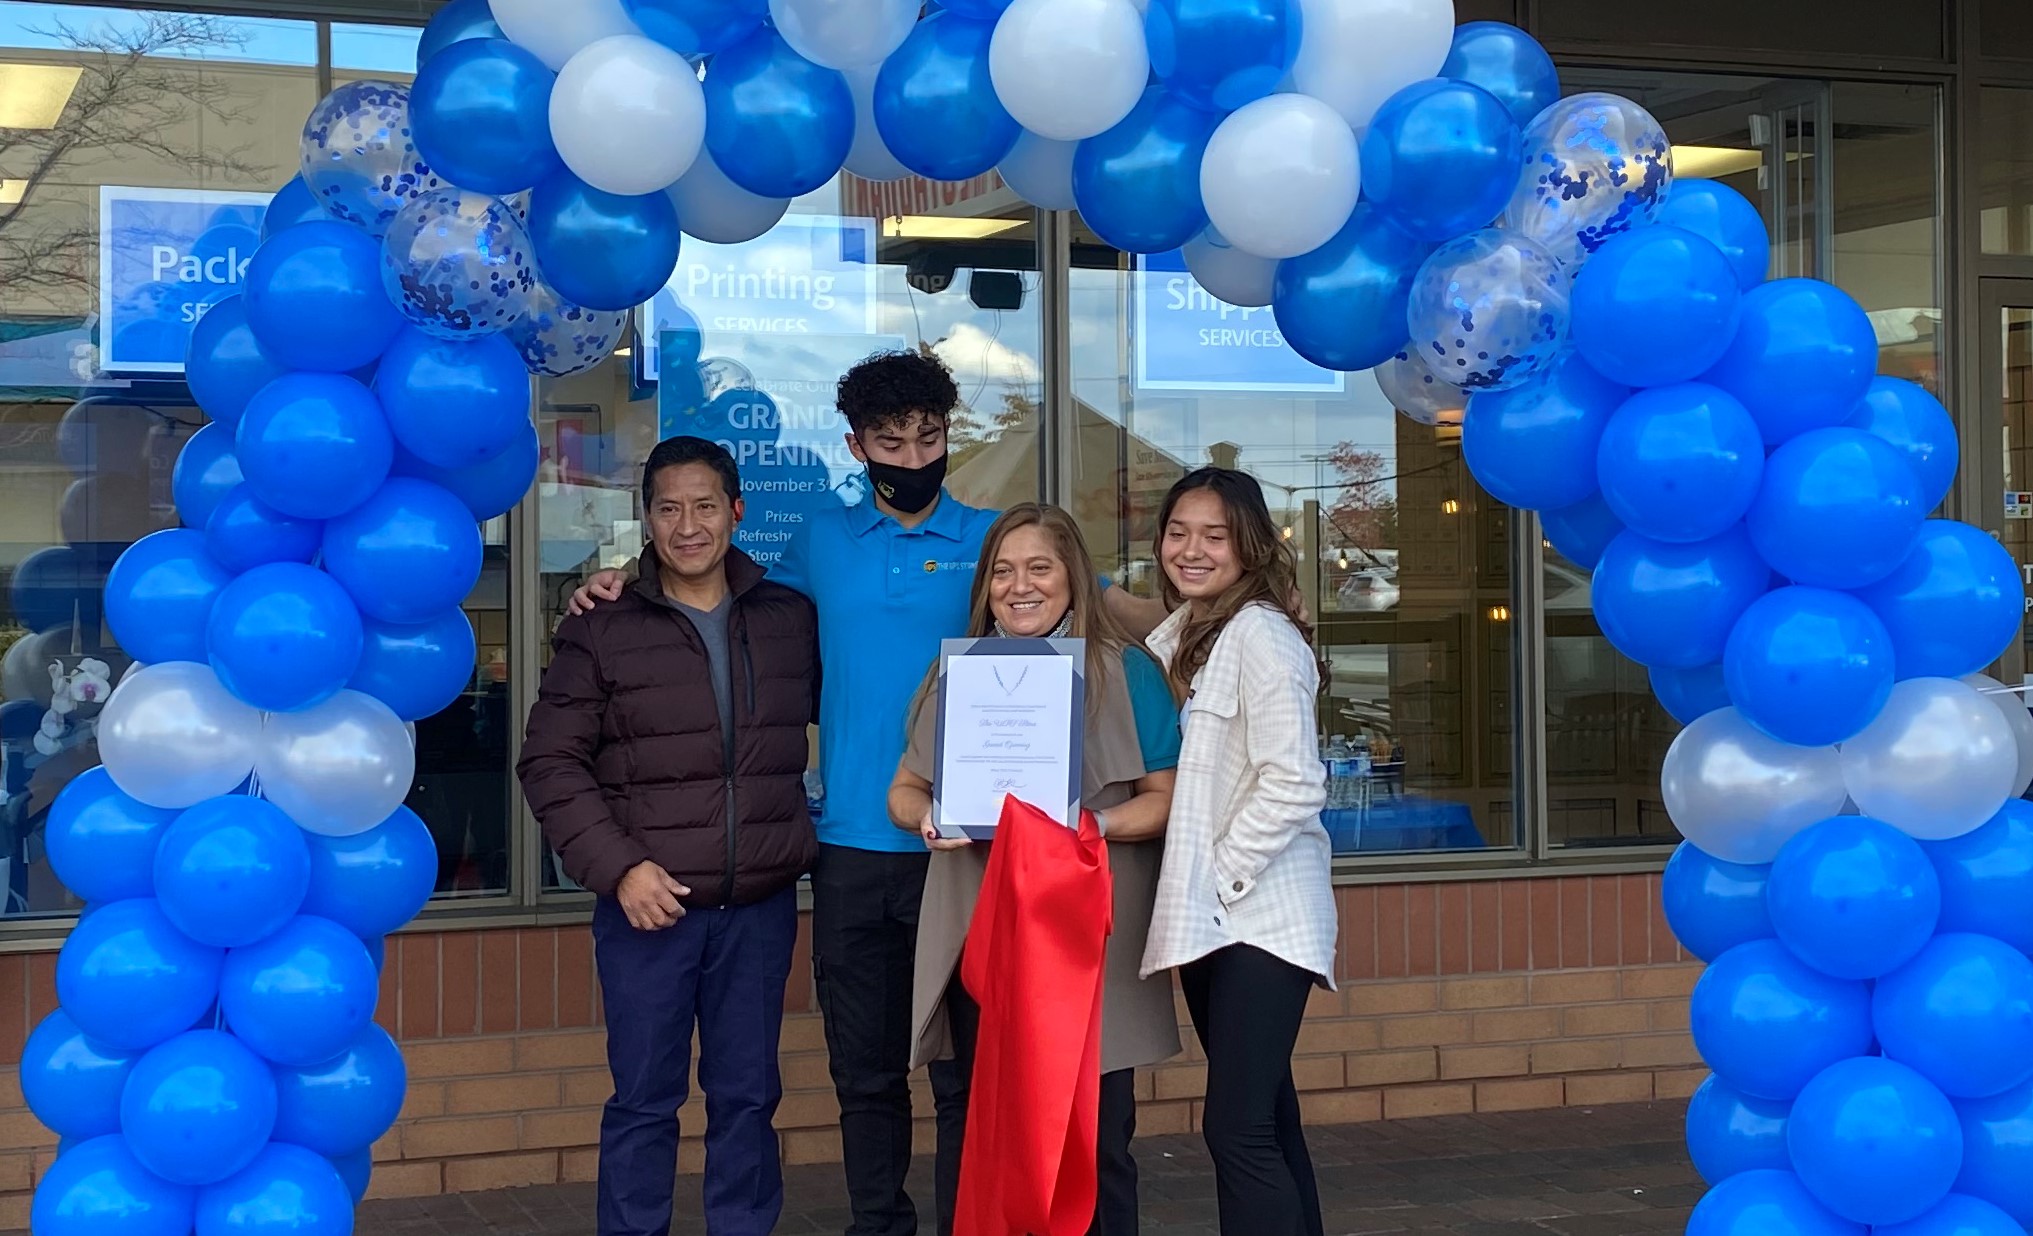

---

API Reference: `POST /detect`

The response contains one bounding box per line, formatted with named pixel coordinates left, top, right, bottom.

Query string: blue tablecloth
left=1323, top=796, right=1485, bottom=853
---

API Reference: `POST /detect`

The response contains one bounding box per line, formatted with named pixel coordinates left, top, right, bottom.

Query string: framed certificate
left=930, top=637, right=1085, bottom=841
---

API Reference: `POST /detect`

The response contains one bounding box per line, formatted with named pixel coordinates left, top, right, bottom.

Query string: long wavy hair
left=963, top=503, right=1133, bottom=713
left=1154, top=467, right=1311, bottom=699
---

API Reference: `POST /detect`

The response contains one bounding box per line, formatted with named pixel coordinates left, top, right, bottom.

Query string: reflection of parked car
left=1337, top=567, right=1399, bottom=612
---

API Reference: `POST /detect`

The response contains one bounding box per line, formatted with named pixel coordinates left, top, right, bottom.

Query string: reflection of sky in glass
left=0, top=2, right=316, bottom=64
left=331, top=23, right=422, bottom=76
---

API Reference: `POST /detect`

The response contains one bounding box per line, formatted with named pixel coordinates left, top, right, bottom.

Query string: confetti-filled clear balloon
left=300, top=80, right=442, bottom=238
left=1506, top=91, right=1673, bottom=268
left=506, top=277, right=629, bottom=377
left=381, top=189, right=536, bottom=339
left=698, top=357, right=757, bottom=402
left=1375, top=343, right=1467, bottom=427
left=1406, top=228, right=1572, bottom=392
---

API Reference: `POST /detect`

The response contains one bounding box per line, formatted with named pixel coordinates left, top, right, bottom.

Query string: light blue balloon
left=1463, top=353, right=1629, bottom=512
left=626, top=0, right=766, bottom=56
left=525, top=170, right=682, bottom=312
left=348, top=610, right=477, bottom=724
left=1789, top=1056, right=1963, bottom=1226
left=873, top=14, right=1020, bottom=183
left=1270, top=203, right=1433, bottom=373
left=120, top=1029, right=277, bottom=1186
left=1591, top=526, right=1772, bottom=669
left=322, top=477, right=483, bottom=625
left=1846, top=376, right=1959, bottom=513
left=1440, top=21, right=1559, bottom=127
left=416, top=0, right=501, bottom=69
left=45, top=767, right=178, bottom=905
left=1540, top=491, right=1623, bottom=569
left=56, top=899, right=224, bottom=1051
left=104, top=527, right=233, bottom=665
left=381, top=188, right=536, bottom=339
left=1571, top=225, right=1742, bottom=388
left=1686, top=1074, right=1791, bottom=1185
left=220, top=915, right=378, bottom=1067
left=702, top=28, right=853, bottom=199
left=299, top=79, right=441, bottom=237
left=1596, top=382, right=1762, bottom=543
left=1724, top=587, right=1895, bottom=749
left=259, top=177, right=325, bottom=243
left=1854, top=520, right=2024, bottom=681
left=411, top=37, right=560, bottom=196
left=172, top=423, right=244, bottom=535
left=1143, top=0, right=1302, bottom=113
left=195, top=1142, right=355, bottom=1236
left=1650, top=662, right=1730, bottom=726
left=1406, top=227, right=1571, bottom=392
left=154, top=796, right=313, bottom=948
left=1958, top=1082, right=2033, bottom=1225
left=1878, top=1194, right=2030, bottom=1236
left=1876, top=934, right=2033, bottom=1101
left=1661, top=842, right=1772, bottom=963
left=1767, top=815, right=1938, bottom=980
left=301, top=805, right=441, bottom=938
left=31, top=1135, right=195, bottom=1236
left=271, top=1024, right=408, bottom=1157
left=1928, top=801, right=2033, bottom=956
left=1704, top=278, right=1880, bottom=446
left=392, top=419, right=540, bottom=522
left=1359, top=79, right=1520, bottom=242
left=187, top=297, right=289, bottom=429
left=204, top=485, right=323, bottom=575
left=235, top=372, right=394, bottom=521
left=1685, top=1170, right=1865, bottom=1236
left=375, top=328, right=532, bottom=469
left=1657, top=178, right=1771, bottom=292
left=1073, top=86, right=1221, bottom=256
left=19, top=1009, right=138, bottom=1141
left=1747, top=427, right=1925, bottom=590
left=1691, top=938, right=1874, bottom=1101
left=243, top=220, right=407, bottom=372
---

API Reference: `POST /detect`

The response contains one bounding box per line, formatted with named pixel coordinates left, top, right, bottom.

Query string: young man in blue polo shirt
left=574, top=350, right=1162, bottom=1236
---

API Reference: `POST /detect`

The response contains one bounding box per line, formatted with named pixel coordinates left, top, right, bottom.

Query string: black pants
left=1180, top=945, right=1325, bottom=1236
left=811, top=844, right=953, bottom=1236
left=934, top=981, right=1140, bottom=1236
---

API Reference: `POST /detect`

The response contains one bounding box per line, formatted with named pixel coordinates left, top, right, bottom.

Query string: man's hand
left=617, top=860, right=689, bottom=930
left=569, top=570, right=629, bottom=616
left=921, top=810, right=972, bottom=852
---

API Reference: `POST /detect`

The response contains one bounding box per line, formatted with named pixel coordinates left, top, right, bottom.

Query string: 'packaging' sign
left=99, top=185, right=274, bottom=375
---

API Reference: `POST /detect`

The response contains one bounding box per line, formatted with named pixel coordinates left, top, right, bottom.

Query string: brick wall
left=0, top=872, right=1701, bottom=1226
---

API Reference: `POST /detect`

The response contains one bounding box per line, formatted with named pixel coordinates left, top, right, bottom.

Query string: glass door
left=1981, top=278, right=2033, bottom=690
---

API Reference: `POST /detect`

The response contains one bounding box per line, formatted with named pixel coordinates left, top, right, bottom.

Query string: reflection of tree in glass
left=1325, top=442, right=1399, bottom=554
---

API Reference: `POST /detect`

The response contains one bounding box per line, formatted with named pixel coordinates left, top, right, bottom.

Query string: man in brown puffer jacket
left=518, top=435, right=818, bottom=1236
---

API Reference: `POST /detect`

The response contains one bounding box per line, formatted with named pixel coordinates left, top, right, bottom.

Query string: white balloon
left=551, top=35, right=705, bottom=196
left=667, top=144, right=790, bottom=244
left=259, top=690, right=416, bottom=838
left=1967, top=673, right=2033, bottom=799
left=844, top=65, right=910, bottom=182
left=1661, top=707, right=1848, bottom=865
left=1845, top=677, right=2019, bottom=841
left=1289, top=0, right=1454, bottom=132
left=489, top=0, right=640, bottom=71
left=97, top=661, right=261, bottom=809
left=997, top=131, right=1079, bottom=212
left=1183, top=228, right=1276, bottom=308
left=1200, top=95, right=1359, bottom=260
left=769, top=0, right=918, bottom=70
left=989, top=0, right=1149, bottom=143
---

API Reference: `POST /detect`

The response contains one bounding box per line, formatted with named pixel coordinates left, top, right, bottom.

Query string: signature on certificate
left=992, top=776, right=1027, bottom=792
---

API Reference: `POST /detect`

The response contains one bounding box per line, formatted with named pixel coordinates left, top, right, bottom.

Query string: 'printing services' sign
left=1133, top=247, right=1344, bottom=395
left=99, top=186, right=274, bottom=375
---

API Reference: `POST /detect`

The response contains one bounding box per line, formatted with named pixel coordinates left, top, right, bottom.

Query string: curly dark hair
left=836, top=349, right=959, bottom=437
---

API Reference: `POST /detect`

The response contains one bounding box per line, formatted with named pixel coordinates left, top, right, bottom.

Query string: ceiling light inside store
left=883, top=215, right=1027, bottom=241
left=1671, top=145, right=1764, bottom=180
left=0, top=63, right=84, bottom=129
left=0, top=180, right=25, bottom=205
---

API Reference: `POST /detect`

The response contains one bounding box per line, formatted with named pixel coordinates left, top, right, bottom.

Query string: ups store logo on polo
left=924, top=559, right=977, bottom=574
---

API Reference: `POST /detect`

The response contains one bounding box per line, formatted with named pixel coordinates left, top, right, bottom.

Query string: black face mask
left=866, top=454, right=947, bottom=514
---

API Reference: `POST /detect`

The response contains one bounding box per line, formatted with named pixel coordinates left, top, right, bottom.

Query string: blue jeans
left=593, top=886, right=798, bottom=1236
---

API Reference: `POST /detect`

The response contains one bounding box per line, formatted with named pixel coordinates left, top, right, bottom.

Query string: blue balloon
left=57, top=899, right=223, bottom=1051
left=1440, top=21, right=1560, bottom=127
left=1596, top=383, right=1763, bottom=543
left=104, top=528, right=233, bottom=665
left=1687, top=1074, right=1791, bottom=1184
left=1876, top=934, right=2033, bottom=1100
left=204, top=485, right=323, bottom=574
left=10, top=544, right=91, bottom=632
left=702, top=28, right=852, bottom=198
left=1270, top=203, right=1433, bottom=373
left=171, top=422, right=244, bottom=532
left=31, top=1134, right=195, bottom=1236
left=392, top=418, right=539, bottom=522
left=1691, top=938, right=1874, bottom=1101
left=1747, top=427, right=1926, bottom=590
left=1073, top=87, right=1222, bottom=256
left=1929, top=801, right=2033, bottom=956
left=1463, top=354, right=1629, bottom=512
left=1704, top=278, right=1880, bottom=446
left=45, top=767, right=178, bottom=905
left=1592, top=526, right=1772, bottom=669
left=374, top=329, right=531, bottom=470
left=120, top=1029, right=277, bottom=1186
left=322, top=478, right=484, bottom=625
left=1540, top=491, right=1624, bottom=570
left=1144, top=0, right=1302, bottom=112
left=1854, top=520, right=2024, bottom=680
left=301, top=804, right=441, bottom=938
left=1651, top=662, right=1732, bottom=726
left=1847, top=376, right=1959, bottom=514
left=153, top=797, right=313, bottom=948
left=1662, top=842, right=1773, bottom=963
left=1657, top=178, right=1772, bottom=293
left=271, top=1024, right=408, bottom=1156
left=1789, top=1056, right=1963, bottom=1226
left=626, top=0, right=766, bottom=55
left=1878, top=1195, right=2030, bottom=1236
left=526, top=170, right=682, bottom=312
left=187, top=297, right=288, bottom=428
left=1725, top=587, right=1896, bottom=749
left=349, top=609, right=477, bottom=723
left=873, top=14, right=1020, bottom=182
left=416, top=0, right=502, bottom=68
left=259, top=177, right=325, bottom=243
left=411, top=37, right=560, bottom=195
left=328, top=1148, right=372, bottom=1203
left=381, top=187, right=536, bottom=339
left=220, top=915, right=378, bottom=1067
left=242, top=220, right=406, bottom=372
left=235, top=372, right=394, bottom=521
left=1572, top=226, right=1743, bottom=388
left=195, top=1142, right=355, bottom=1236
left=1959, top=1082, right=2033, bottom=1225
left=1686, top=1169, right=1863, bottom=1236
left=362, top=934, right=386, bottom=973
left=1767, top=815, right=1939, bottom=980
left=1359, top=79, right=1520, bottom=242
left=19, top=1009, right=138, bottom=1141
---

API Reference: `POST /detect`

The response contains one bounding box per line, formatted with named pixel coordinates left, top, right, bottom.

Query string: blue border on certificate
left=931, top=636, right=1085, bottom=841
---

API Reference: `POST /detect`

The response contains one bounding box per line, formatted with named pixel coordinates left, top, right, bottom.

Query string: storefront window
left=1982, top=87, right=2033, bottom=258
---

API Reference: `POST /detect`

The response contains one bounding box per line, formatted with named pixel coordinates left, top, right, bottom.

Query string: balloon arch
left=21, top=0, right=2033, bottom=1231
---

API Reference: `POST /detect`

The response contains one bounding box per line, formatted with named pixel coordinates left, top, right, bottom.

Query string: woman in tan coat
left=886, top=503, right=1182, bottom=1236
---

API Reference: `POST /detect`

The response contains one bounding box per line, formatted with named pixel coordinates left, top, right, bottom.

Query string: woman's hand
left=921, top=809, right=972, bottom=852
left=568, top=569, right=628, bottom=615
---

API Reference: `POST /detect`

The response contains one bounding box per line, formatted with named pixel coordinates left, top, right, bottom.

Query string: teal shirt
left=1122, top=646, right=1181, bottom=773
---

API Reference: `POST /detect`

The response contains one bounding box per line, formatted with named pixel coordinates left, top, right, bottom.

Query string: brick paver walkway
left=355, top=1101, right=1696, bottom=1236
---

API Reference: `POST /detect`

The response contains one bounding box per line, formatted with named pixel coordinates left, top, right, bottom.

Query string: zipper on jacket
left=719, top=614, right=750, bottom=910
